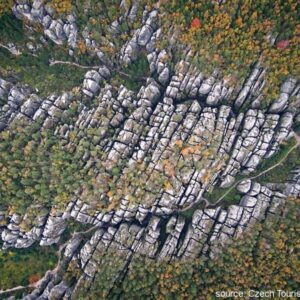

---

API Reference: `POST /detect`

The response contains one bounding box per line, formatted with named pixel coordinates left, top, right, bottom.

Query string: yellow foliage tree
left=50, top=0, right=72, bottom=14
left=0, top=0, right=13, bottom=16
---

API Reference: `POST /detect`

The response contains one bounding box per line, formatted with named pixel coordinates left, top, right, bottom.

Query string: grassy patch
left=59, top=219, right=94, bottom=244
left=205, top=184, right=242, bottom=208
left=111, top=53, right=150, bottom=92
left=0, top=244, right=57, bottom=290
left=255, top=138, right=297, bottom=174
left=0, top=13, right=24, bottom=44
left=178, top=201, right=206, bottom=221
left=0, top=45, right=86, bottom=96
left=205, top=138, right=297, bottom=207
left=256, top=140, right=300, bottom=184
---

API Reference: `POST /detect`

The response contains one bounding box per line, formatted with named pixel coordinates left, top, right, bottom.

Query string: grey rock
left=48, top=283, right=68, bottom=300
left=40, top=216, right=66, bottom=246
left=279, top=112, right=294, bottom=129
left=240, top=195, right=257, bottom=208
left=64, top=236, right=83, bottom=258
left=281, top=78, right=297, bottom=94
left=206, top=82, right=222, bottom=106
left=85, top=70, right=102, bottom=82
left=137, top=25, right=153, bottom=46
left=2, top=230, right=18, bottom=244
left=158, top=67, right=170, bottom=86
left=15, top=238, right=35, bottom=248
left=143, top=82, right=161, bottom=104
left=42, top=15, right=52, bottom=28
left=220, top=174, right=235, bottom=188
left=98, top=66, right=111, bottom=80
left=199, top=75, right=215, bottom=95
left=237, top=179, right=252, bottom=194
left=83, top=79, right=100, bottom=94
left=54, top=93, right=71, bottom=109
left=269, top=92, right=289, bottom=113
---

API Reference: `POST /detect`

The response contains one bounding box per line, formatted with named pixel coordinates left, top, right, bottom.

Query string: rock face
left=269, top=78, right=297, bottom=113
left=1, top=0, right=298, bottom=250
left=13, top=1, right=78, bottom=48
left=0, top=1, right=299, bottom=299
left=18, top=177, right=294, bottom=299
left=284, top=169, right=300, bottom=196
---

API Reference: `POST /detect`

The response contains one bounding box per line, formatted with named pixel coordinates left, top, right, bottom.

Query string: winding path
left=212, top=132, right=300, bottom=206
left=49, top=60, right=148, bottom=81
left=180, top=133, right=300, bottom=212
left=49, top=60, right=100, bottom=69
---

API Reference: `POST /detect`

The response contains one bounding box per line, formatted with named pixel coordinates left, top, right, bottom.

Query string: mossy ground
left=111, top=52, right=150, bottom=92
left=0, top=13, right=24, bottom=44
left=0, top=46, right=86, bottom=97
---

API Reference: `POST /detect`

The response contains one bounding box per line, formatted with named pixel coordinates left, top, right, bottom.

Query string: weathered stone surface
left=237, top=179, right=252, bottom=194
left=137, top=25, right=153, bottom=46
left=269, top=92, right=289, bottom=113
left=40, top=215, right=66, bottom=246
left=1, top=3, right=298, bottom=298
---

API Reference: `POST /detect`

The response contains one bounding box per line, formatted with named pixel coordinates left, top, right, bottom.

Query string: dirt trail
left=49, top=60, right=100, bottom=69
left=213, top=132, right=300, bottom=206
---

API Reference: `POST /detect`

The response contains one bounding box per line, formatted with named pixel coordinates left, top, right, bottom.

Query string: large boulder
left=137, top=25, right=153, bottom=46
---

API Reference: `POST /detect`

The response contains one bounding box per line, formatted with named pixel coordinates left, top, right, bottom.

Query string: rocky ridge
left=0, top=1, right=299, bottom=299
left=17, top=173, right=300, bottom=299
